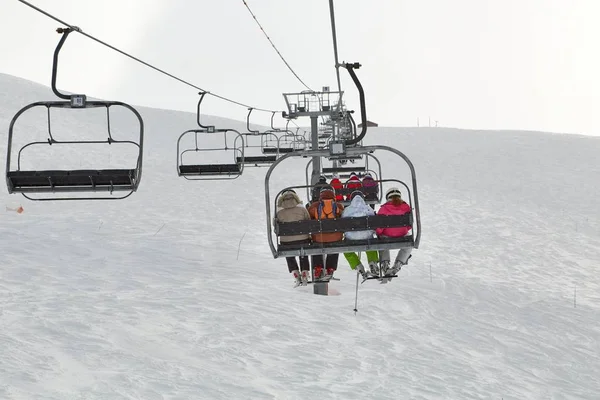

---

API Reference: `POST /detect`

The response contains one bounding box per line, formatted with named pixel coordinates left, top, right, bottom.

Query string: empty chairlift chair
left=176, top=92, right=245, bottom=180
left=177, top=129, right=245, bottom=179
left=5, top=27, right=143, bottom=201
left=237, top=133, right=278, bottom=166
left=235, top=108, right=278, bottom=166
left=260, top=130, right=283, bottom=155
left=261, top=112, right=294, bottom=155
left=278, top=131, right=306, bottom=153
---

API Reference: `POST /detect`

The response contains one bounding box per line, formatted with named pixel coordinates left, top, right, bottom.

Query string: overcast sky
left=1, top=0, right=599, bottom=135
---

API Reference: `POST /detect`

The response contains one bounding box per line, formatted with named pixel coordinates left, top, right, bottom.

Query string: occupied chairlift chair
left=304, top=153, right=380, bottom=196
left=266, top=146, right=421, bottom=258
left=5, top=27, right=144, bottom=201
left=305, top=160, right=383, bottom=206
left=177, top=92, right=245, bottom=180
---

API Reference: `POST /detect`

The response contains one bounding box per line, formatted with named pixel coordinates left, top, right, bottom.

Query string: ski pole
left=353, top=270, right=360, bottom=314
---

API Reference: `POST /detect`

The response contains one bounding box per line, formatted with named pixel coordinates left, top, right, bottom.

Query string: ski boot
left=313, top=266, right=324, bottom=281
left=368, top=261, right=380, bottom=277
left=379, top=261, right=390, bottom=276
left=386, top=261, right=403, bottom=277
left=300, top=270, right=310, bottom=286
left=324, top=268, right=335, bottom=280
left=357, top=264, right=369, bottom=282
left=292, top=270, right=302, bottom=287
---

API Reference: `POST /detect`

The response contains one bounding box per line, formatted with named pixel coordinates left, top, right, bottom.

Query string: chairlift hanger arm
left=348, top=112, right=357, bottom=137
left=196, top=92, right=213, bottom=131
left=270, top=112, right=282, bottom=132
left=247, top=108, right=260, bottom=134
left=52, top=27, right=78, bottom=100
left=340, top=62, right=367, bottom=146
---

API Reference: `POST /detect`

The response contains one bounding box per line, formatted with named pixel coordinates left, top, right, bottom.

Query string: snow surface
left=1, top=73, right=600, bottom=399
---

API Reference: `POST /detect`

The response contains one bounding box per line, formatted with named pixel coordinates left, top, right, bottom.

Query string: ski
left=361, top=274, right=398, bottom=284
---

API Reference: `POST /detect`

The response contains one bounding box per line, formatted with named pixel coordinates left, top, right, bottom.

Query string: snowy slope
left=1, top=73, right=600, bottom=399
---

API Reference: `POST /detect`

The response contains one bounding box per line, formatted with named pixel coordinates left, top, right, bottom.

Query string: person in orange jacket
left=307, top=186, right=344, bottom=280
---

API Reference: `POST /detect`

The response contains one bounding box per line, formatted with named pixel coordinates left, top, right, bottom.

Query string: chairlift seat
left=179, top=164, right=241, bottom=175
left=322, top=166, right=367, bottom=175
left=333, top=186, right=378, bottom=197
left=7, top=169, right=137, bottom=191
left=327, top=154, right=364, bottom=161
left=237, top=156, right=276, bottom=164
left=276, top=147, right=295, bottom=153
left=262, top=147, right=295, bottom=154
left=262, top=147, right=279, bottom=154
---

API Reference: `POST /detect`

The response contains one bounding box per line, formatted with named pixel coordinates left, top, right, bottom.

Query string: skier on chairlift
left=310, top=175, right=330, bottom=203
left=329, top=173, right=344, bottom=201
left=361, top=172, right=378, bottom=207
left=307, top=186, right=344, bottom=280
left=341, top=190, right=379, bottom=280
left=275, top=190, right=311, bottom=286
left=344, top=172, right=362, bottom=200
left=376, top=187, right=413, bottom=278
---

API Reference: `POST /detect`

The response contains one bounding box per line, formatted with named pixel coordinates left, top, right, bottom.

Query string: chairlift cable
left=241, top=0, right=313, bottom=92
left=16, top=0, right=280, bottom=113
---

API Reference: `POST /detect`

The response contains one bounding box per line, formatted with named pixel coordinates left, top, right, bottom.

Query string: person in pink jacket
left=375, top=187, right=413, bottom=277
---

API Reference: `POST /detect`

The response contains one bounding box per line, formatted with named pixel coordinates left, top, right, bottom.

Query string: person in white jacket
left=341, top=190, right=379, bottom=279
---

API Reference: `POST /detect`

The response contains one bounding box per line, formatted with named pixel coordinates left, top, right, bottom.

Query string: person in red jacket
left=375, top=187, right=413, bottom=277
left=329, top=173, right=344, bottom=202
left=344, top=172, right=362, bottom=200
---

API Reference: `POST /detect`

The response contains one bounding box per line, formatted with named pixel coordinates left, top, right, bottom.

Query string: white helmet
left=385, top=187, right=402, bottom=201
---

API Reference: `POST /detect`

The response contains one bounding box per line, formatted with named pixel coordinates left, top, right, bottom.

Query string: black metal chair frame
left=235, top=132, right=279, bottom=166
left=177, top=129, right=245, bottom=180
left=176, top=92, right=246, bottom=180
left=5, top=27, right=144, bottom=201
left=265, top=145, right=421, bottom=258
